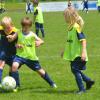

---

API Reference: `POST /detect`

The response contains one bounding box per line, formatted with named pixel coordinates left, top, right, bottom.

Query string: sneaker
left=13, top=87, right=19, bottom=93
left=86, top=80, right=95, bottom=90
left=51, top=83, right=57, bottom=89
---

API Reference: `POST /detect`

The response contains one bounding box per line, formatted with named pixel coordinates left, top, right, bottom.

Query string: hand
left=35, top=41, right=41, bottom=47
left=6, top=35, right=14, bottom=42
left=16, top=44, right=24, bottom=49
left=81, top=51, right=86, bottom=61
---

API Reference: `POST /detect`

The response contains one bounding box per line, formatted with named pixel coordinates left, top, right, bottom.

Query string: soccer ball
left=1, top=76, right=16, bottom=91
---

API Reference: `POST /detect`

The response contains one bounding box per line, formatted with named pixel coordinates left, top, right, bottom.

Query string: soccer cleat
left=86, top=80, right=95, bottom=90
left=13, top=87, right=19, bottom=93
left=51, top=83, right=57, bottom=89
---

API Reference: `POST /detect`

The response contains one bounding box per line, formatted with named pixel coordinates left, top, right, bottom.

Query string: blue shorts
left=0, top=51, right=15, bottom=66
left=13, top=56, right=41, bottom=71
left=71, top=57, right=86, bottom=70
left=84, top=3, right=88, bottom=9
left=35, top=22, right=44, bottom=29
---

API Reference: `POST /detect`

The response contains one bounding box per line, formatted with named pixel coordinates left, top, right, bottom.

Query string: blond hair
left=64, top=7, right=84, bottom=30
left=1, top=16, right=13, bottom=27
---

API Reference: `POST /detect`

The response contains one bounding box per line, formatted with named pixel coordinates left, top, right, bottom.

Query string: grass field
left=0, top=3, right=100, bottom=100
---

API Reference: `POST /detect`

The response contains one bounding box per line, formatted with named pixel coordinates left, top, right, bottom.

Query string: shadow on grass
left=20, top=86, right=76, bottom=95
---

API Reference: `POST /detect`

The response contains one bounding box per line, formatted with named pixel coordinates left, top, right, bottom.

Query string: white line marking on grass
left=39, top=55, right=100, bottom=59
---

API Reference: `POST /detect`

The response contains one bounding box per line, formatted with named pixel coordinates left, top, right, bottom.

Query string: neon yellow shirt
left=63, top=23, right=88, bottom=61
left=97, top=0, right=100, bottom=6
left=34, top=6, right=44, bottom=23
left=16, top=31, right=38, bottom=60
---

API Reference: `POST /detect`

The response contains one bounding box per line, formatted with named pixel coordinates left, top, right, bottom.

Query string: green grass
left=0, top=6, right=100, bottom=100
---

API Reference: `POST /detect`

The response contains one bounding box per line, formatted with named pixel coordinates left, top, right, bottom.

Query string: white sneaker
left=51, top=83, right=57, bottom=89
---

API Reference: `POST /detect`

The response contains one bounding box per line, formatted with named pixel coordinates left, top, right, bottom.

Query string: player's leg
left=40, top=23, right=45, bottom=38
left=0, top=60, right=5, bottom=84
left=26, top=60, right=57, bottom=88
left=35, top=22, right=40, bottom=36
left=86, top=4, right=88, bottom=13
left=0, top=51, right=6, bottom=85
left=98, top=6, right=100, bottom=13
left=71, top=61, right=85, bottom=93
left=37, top=69, right=57, bottom=88
left=80, top=72, right=95, bottom=90
left=11, top=62, right=20, bottom=88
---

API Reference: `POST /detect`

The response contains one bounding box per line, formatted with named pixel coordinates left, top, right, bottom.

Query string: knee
left=37, top=69, right=45, bottom=76
left=0, top=61, right=5, bottom=69
left=11, top=62, right=19, bottom=72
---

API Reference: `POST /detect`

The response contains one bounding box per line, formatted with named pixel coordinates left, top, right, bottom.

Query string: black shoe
left=86, top=80, right=95, bottom=90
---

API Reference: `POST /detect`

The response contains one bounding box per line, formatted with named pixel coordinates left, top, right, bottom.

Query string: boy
left=11, top=17, right=57, bottom=90
left=33, top=0, right=45, bottom=38
left=81, top=0, right=89, bottom=13
left=0, top=16, right=20, bottom=88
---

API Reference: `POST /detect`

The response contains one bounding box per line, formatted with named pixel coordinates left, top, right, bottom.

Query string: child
left=0, top=16, right=20, bottom=88
left=81, top=0, right=89, bottom=13
left=33, top=0, right=45, bottom=38
left=11, top=17, right=57, bottom=90
left=68, top=0, right=72, bottom=7
left=63, top=8, right=94, bottom=94
left=97, top=0, right=100, bottom=13
left=26, top=2, right=32, bottom=14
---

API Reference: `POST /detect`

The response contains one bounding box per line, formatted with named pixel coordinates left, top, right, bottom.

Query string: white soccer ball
left=1, top=76, right=16, bottom=91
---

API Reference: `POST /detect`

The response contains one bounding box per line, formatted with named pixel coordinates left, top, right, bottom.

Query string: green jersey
left=63, top=23, right=88, bottom=61
left=34, top=6, right=44, bottom=23
left=97, top=0, right=100, bottom=6
left=16, top=31, right=38, bottom=60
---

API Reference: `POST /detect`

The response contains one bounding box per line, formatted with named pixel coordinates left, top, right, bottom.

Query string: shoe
left=51, top=83, right=57, bottom=89
left=13, top=87, right=19, bottom=93
left=86, top=80, right=95, bottom=90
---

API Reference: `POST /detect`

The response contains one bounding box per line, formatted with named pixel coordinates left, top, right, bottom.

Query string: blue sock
left=11, top=71, right=20, bottom=87
left=0, top=69, right=3, bottom=83
left=42, top=72, right=54, bottom=86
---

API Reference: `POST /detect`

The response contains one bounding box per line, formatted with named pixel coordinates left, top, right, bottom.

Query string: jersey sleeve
left=75, top=24, right=86, bottom=41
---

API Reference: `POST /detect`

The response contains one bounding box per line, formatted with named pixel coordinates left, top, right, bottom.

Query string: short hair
left=1, top=16, right=13, bottom=27
left=21, top=17, right=32, bottom=27
left=33, top=0, right=39, bottom=5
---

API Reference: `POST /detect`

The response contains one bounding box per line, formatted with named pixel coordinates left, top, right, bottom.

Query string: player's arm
left=34, top=33, right=44, bottom=47
left=33, top=9, right=38, bottom=24
left=76, top=26, right=87, bottom=61
left=7, top=32, right=18, bottom=42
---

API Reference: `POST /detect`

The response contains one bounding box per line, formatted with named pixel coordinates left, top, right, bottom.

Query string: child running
left=0, top=16, right=20, bottom=89
left=81, top=0, right=89, bottom=13
left=63, top=8, right=95, bottom=94
left=11, top=17, right=57, bottom=91
left=33, top=0, right=45, bottom=38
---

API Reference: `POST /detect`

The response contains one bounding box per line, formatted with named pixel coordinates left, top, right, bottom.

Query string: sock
left=0, top=69, right=3, bottom=83
left=11, top=71, right=20, bottom=87
left=40, top=28, right=45, bottom=38
left=42, top=72, right=54, bottom=86
left=36, top=29, right=39, bottom=36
